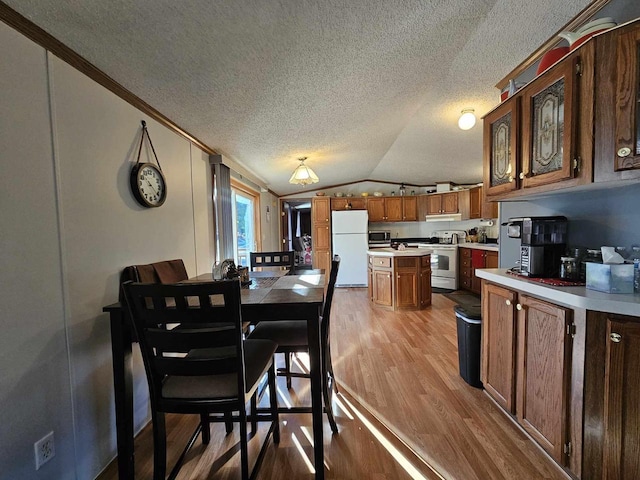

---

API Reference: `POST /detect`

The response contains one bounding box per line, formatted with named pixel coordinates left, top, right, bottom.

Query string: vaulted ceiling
left=5, top=0, right=593, bottom=195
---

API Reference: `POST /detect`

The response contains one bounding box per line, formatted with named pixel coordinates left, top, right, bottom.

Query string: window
left=231, top=179, right=261, bottom=267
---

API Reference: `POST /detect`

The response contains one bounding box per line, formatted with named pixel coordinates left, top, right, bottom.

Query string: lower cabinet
left=482, top=282, right=574, bottom=470
left=368, top=254, right=431, bottom=310
left=460, top=248, right=498, bottom=294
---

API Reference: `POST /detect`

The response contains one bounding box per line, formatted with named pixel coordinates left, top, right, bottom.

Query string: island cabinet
left=311, top=197, right=331, bottom=275
left=367, top=196, right=418, bottom=222
left=368, top=253, right=431, bottom=310
left=483, top=41, right=595, bottom=201
left=482, top=283, right=575, bottom=470
left=593, top=19, right=640, bottom=183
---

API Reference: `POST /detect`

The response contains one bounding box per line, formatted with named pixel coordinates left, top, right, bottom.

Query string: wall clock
left=130, top=120, right=167, bottom=208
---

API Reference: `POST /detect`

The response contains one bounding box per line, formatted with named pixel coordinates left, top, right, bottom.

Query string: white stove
left=419, top=230, right=466, bottom=290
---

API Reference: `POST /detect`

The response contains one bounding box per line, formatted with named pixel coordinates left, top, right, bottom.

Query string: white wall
left=0, top=22, right=217, bottom=479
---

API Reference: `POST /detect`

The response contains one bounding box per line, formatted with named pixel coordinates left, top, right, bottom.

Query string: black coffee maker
left=505, top=216, right=568, bottom=277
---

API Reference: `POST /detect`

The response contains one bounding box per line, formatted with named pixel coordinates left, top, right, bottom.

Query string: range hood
left=425, top=213, right=462, bottom=222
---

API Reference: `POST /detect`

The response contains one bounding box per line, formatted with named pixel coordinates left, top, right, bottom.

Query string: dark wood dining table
left=103, top=269, right=326, bottom=479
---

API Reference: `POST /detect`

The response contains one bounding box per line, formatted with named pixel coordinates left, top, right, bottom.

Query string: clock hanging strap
left=135, top=120, right=163, bottom=171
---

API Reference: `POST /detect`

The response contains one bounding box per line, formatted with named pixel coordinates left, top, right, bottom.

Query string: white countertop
left=460, top=243, right=499, bottom=252
left=367, top=247, right=433, bottom=257
left=476, top=269, right=640, bottom=317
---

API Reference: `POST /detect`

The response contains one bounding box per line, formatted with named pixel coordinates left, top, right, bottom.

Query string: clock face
left=130, top=163, right=167, bottom=208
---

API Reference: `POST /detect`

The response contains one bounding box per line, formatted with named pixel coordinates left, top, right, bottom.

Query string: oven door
left=431, top=246, right=457, bottom=279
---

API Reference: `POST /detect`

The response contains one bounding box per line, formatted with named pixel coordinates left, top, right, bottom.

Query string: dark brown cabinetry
left=594, top=21, right=640, bottom=182
left=311, top=197, right=331, bottom=275
left=516, top=295, right=573, bottom=465
left=484, top=43, right=595, bottom=200
left=482, top=283, right=574, bottom=467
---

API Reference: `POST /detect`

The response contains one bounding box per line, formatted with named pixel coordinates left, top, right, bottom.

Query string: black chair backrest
left=321, top=255, right=341, bottom=342
left=249, top=251, right=295, bottom=271
left=122, top=280, right=245, bottom=403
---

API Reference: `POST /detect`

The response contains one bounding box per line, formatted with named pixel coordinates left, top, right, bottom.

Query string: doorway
left=281, top=199, right=312, bottom=269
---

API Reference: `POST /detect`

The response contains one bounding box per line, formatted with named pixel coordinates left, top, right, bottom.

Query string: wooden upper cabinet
left=425, top=192, right=458, bottom=215
left=385, top=196, right=403, bottom=221
left=484, top=41, right=595, bottom=200
left=594, top=21, right=640, bottom=182
left=521, top=57, right=579, bottom=189
left=312, top=197, right=331, bottom=224
left=484, top=98, right=519, bottom=197
left=331, top=197, right=366, bottom=210
left=367, top=197, right=386, bottom=222
left=469, top=187, right=482, bottom=219
left=367, top=196, right=419, bottom=222
left=613, top=28, right=640, bottom=173
left=516, top=295, right=573, bottom=465
left=402, top=196, right=418, bottom=221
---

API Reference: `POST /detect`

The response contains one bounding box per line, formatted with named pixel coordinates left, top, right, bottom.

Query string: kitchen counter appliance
left=368, top=230, right=391, bottom=246
left=505, top=216, right=568, bottom=277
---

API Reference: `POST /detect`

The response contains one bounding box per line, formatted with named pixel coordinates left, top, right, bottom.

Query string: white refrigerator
left=331, top=210, right=369, bottom=287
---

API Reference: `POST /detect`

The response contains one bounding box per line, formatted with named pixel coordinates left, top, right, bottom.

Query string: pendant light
left=289, top=157, right=319, bottom=186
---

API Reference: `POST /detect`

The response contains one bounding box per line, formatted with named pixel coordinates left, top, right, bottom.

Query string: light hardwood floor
left=98, top=289, right=569, bottom=480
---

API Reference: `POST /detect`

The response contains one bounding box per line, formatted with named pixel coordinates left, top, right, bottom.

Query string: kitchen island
left=367, top=248, right=432, bottom=310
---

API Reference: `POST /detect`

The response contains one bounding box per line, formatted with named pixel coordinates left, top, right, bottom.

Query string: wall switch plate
left=34, top=431, right=55, bottom=470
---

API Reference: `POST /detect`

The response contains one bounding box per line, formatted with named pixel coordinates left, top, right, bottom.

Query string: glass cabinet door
left=483, top=98, right=519, bottom=197
left=521, top=58, right=578, bottom=188
left=614, top=28, right=640, bottom=172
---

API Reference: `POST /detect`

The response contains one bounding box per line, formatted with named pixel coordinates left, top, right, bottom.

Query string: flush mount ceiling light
left=458, top=109, right=476, bottom=130
left=289, top=157, right=319, bottom=186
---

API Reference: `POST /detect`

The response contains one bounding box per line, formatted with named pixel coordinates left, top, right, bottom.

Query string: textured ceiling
left=6, top=0, right=592, bottom=195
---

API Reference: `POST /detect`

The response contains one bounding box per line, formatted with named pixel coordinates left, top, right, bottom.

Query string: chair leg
left=239, top=404, right=249, bottom=480
left=284, top=352, right=292, bottom=389
left=322, top=367, right=339, bottom=434
left=327, top=346, right=339, bottom=393
left=250, top=392, right=258, bottom=434
left=200, top=413, right=210, bottom=444
left=268, top=363, right=280, bottom=444
left=151, top=411, right=167, bottom=480
left=224, top=411, right=233, bottom=435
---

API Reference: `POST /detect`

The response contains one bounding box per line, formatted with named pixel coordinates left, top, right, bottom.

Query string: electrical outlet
left=34, top=431, right=55, bottom=470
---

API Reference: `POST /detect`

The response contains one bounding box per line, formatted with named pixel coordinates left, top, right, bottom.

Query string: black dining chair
left=249, top=251, right=295, bottom=272
left=123, top=279, right=280, bottom=480
left=248, top=255, right=341, bottom=433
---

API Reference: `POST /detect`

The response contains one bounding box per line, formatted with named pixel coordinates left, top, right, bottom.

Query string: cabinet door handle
left=505, top=299, right=512, bottom=306
left=610, top=332, right=622, bottom=343
left=516, top=303, right=523, bottom=311
left=508, top=175, right=514, bottom=183
left=519, top=172, right=525, bottom=180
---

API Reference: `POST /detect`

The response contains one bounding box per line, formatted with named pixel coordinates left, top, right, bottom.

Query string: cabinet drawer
left=421, top=255, right=431, bottom=267
left=460, top=277, right=472, bottom=290
left=372, top=257, right=391, bottom=268
left=460, top=257, right=472, bottom=268
left=460, top=248, right=472, bottom=258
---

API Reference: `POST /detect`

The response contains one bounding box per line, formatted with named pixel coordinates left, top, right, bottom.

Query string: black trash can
left=454, top=304, right=483, bottom=388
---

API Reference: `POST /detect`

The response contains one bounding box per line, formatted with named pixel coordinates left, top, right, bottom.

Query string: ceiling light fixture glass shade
left=289, top=157, right=319, bottom=186
left=458, top=109, right=476, bottom=130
